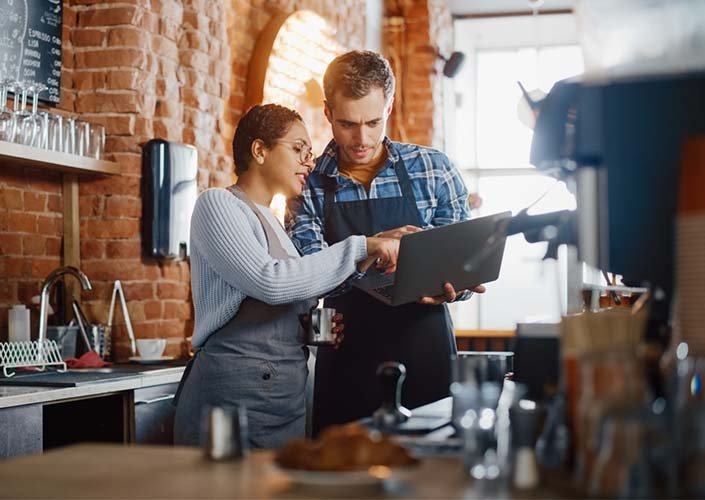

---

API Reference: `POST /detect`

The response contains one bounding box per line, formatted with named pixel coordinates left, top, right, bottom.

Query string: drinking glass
left=34, top=111, right=49, bottom=149
left=460, top=382, right=506, bottom=496
left=451, top=353, right=482, bottom=431
left=45, top=113, right=63, bottom=152
left=63, top=117, right=76, bottom=154
left=88, top=123, right=105, bottom=159
left=76, top=120, right=90, bottom=156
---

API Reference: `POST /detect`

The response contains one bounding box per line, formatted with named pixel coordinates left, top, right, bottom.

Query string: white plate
left=128, top=356, right=174, bottom=364
left=276, top=465, right=414, bottom=488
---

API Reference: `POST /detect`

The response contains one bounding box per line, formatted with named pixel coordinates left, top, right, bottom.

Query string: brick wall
left=0, top=0, right=366, bottom=358
left=384, top=0, right=452, bottom=148
left=0, top=1, right=446, bottom=358
left=0, top=170, right=63, bottom=329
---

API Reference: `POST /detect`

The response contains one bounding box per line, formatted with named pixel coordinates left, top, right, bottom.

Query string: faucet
left=38, top=266, right=92, bottom=344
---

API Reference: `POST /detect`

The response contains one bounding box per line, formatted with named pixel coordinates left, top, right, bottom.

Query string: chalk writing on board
left=0, top=0, right=62, bottom=104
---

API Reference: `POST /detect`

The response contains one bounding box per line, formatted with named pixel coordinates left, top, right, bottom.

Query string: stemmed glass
left=12, top=82, right=36, bottom=146
left=29, top=83, right=47, bottom=148
left=0, top=79, right=15, bottom=142
left=1, top=80, right=106, bottom=157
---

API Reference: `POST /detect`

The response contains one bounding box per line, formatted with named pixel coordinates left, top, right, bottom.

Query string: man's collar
left=317, top=137, right=398, bottom=177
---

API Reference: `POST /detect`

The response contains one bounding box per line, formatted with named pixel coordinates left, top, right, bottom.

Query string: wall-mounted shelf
left=0, top=141, right=120, bottom=176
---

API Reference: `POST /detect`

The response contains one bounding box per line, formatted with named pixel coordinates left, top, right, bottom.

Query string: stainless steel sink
left=70, top=368, right=122, bottom=374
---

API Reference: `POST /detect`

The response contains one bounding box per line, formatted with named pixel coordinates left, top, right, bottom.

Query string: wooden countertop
left=0, top=397, right=577, bottom=498
left=0, top=443, right=542, bottom=499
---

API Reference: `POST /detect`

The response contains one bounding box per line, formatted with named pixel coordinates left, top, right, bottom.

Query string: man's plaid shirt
left=286, top=137, right=473, bottom=300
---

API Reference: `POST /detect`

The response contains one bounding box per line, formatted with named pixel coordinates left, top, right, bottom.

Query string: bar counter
left=0, top=442, right=571, bottom=499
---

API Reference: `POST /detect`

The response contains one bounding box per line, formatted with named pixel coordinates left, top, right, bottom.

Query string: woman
left=173, top=104, right=398, bottom=449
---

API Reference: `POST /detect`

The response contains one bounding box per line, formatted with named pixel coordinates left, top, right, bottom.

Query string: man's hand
left=418, top=282, right=487, bottom=305
left=374, top=225, right=422, bottom=239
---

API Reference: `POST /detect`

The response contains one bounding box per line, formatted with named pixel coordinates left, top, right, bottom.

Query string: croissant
left=275, top=423, right=418, bottom=471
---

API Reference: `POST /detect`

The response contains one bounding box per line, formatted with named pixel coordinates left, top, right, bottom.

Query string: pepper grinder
left=373, top=361, right=411, bottom=429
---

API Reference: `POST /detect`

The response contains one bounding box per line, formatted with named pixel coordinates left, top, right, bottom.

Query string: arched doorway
left=245, top=10, right=343, bottom=156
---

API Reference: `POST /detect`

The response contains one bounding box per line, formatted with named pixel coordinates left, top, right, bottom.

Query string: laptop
left=353, top=211, right=512, bottom=306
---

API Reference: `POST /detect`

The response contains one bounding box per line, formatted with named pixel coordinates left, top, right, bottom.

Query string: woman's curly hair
left=232, top=104, right=303, bottom=175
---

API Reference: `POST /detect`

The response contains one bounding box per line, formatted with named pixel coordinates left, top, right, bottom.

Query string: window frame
left=449, top=13, right=583, bottom=331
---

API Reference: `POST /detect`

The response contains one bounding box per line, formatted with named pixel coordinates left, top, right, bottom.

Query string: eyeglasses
left=275, top=140, right=315, bottom=164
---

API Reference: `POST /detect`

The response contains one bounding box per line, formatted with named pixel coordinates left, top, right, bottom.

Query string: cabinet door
left=133, top=383, right=178, bottom=445
left=43, top=394, right=128, bottom=450
left=0, top=405, right=42, bottom=459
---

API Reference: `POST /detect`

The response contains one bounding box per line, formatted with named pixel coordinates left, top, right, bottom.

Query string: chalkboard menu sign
left=0, top=0, right=63, bottom=104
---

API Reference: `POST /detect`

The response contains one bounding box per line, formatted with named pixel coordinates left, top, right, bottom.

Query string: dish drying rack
left=0, top=280, right=136, bottom=376
left=0, top=339, right=67, bottom=378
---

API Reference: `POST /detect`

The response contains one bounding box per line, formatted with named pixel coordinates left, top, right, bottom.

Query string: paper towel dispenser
left=142, top=139, right=198, bottom=260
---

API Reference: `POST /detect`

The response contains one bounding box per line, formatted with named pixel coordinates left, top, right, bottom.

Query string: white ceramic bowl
left=136, top=338, right=166, bottom=359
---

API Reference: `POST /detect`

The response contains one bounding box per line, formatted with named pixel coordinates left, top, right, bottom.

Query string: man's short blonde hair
left=323, top=50, right=395, bottom=108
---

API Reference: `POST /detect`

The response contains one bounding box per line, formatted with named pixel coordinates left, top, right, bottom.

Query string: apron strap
left=392, top=158, right=424, bottom=227
left=172, top=348, right=200, bottom=407
left=392, top=157, right=414, bottom=201
left=322, top=175, right=337, bottom=223
left=226, top=185, right=290, bottom=260
left=322, top=152, right=423, bottom=229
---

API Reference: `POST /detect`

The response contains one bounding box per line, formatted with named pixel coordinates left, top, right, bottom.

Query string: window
left=448, top=14, right=584, bottom=330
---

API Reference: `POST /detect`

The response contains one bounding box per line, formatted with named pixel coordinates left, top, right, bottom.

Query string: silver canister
left=305, top=306, right=337, bottom=345
left=202, top=405, right=248, bottom=461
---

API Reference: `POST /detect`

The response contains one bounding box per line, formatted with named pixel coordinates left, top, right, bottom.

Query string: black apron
left=313, top=156, right=457, bottom=435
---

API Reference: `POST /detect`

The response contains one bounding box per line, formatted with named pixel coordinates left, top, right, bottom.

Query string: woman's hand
left=299, top=312, right=346, bottom=349
left=331, top=312, right=345, bottom=349
left=359, top=237, right=400, bottom=274
left=357, top=225, right=417, bottom=273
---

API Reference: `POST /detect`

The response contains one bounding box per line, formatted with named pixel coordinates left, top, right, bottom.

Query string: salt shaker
left=514, top=447, right=540, bottom=489
left=510, top=399, right=542, bottom=490
left=202, top=405, right=248, bottom=460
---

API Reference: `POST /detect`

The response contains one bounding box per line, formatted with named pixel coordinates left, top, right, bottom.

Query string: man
left=287, top=50, right=485, bottom=435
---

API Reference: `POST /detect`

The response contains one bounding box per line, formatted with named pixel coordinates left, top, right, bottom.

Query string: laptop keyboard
left=373, top=285, right=394, bottom=299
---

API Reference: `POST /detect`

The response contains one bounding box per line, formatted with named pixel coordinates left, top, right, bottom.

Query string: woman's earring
left=256, top=156, right=264, bottom=165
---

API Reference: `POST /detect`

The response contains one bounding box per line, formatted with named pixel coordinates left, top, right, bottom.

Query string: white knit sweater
left=189, top=188, right=367, bottom=347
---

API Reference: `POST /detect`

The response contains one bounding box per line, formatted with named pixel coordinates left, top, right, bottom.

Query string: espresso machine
left=521, top=70, right=705, bottom=343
